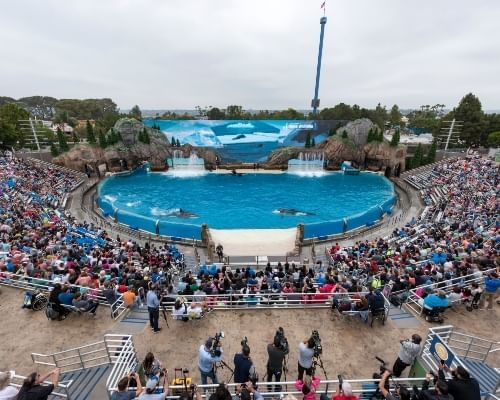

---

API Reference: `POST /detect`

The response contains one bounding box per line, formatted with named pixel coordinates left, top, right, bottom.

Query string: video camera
left=311, top=330, right=322, bottom=357
left=275, top=327, right=289, bottom=355
left=375, top=356, right=392, bottom=375
left=210, top=331, right=224, bottom=357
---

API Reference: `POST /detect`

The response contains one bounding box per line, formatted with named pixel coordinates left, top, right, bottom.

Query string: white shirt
left=298, top=342, right=314, bottom=368
left=0, top=385, right=19, bottom=400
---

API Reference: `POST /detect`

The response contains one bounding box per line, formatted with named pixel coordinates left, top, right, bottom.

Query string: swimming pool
left=97, top=169, right=395, bottom=240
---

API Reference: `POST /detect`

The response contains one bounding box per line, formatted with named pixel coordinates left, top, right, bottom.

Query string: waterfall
left=287, top=152, right=326, bottom=177
left=169, top=151, right=206, bottom=177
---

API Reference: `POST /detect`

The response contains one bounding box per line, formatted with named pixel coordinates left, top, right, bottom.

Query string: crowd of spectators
left=0, top=154, right=187, bottom=320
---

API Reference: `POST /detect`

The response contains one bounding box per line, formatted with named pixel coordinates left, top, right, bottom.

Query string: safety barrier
left=404, top=268, right=496, bottom=316
left=106, top=335, right=139, bottom=398
left=0, top=271, right=128, bottom=320
left=8, top=371, right=72, bottom=399
left=303, top=196, right=395, bottom=239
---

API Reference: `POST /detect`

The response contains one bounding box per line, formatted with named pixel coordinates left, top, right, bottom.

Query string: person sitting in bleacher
left=72, top=292, right=99, bottom=316
left=58, top=286, right=75, bottom=306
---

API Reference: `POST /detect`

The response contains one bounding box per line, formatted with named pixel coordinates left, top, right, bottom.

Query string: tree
left=342, top=130, right=348, bottom=139
left=487, top=131, right=500, bottom=148
left=129, top=105, right=142, bottom=120
left=72, top=132, right=80, bottom=143
left=57, top=127, right=69, bottom=152
left=372, top=103, right=388, bottom=130
left=412, top=143, right=424, bottom=168
left=328, top=127, right=336, bottom=136
left=171, top=136, right=176, bottom=146
left=176, top=138, right=181, bottom=147
left=138, top=128, right=150, bottom=144
left=305, top=132, right=311, bottom=148
left=390, top=104, right=402, bottom=126
left=367, top=128, right=374, bottom=142
left=86, top=120, right=96, bottom=144
left=98, top=129, right=107, bottom=148
left=0, top=103, right=30, bottom=146
left=425, top=139, right=437, bottom=164
left=390, top=128, right=400, bottom=146
left=50, top=142, right=59, bottom=157
left=226, top=105, right=244, bottom=120
left=311, top=137, right=316, bottom=147
left=452, top=93, right=485, bottom=146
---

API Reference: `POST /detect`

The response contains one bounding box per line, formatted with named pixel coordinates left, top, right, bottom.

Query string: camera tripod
left=214, top=360, right=235, bottom=383
left=311, top=354, right=328, bottom=380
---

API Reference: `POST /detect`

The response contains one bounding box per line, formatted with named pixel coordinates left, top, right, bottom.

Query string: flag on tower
left=321, top=1, right=326, bottom=8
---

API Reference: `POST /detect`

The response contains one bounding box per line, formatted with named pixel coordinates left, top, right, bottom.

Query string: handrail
left=404, top=268, right=496, bottom=317
left=9, top=372, right=72, bottom=399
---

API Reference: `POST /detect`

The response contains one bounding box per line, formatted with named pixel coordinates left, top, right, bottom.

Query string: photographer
left=111, top=372, right=143, bottom=400
left=266, top=336, right=287, bottom=392
left=328, top=380, right=358, bottom=400
left=298, top=337, right=315, bottom=381
left=378, top=370, right=411, bottom=400
left=179, top=384, right=203, bottom=400
left=16, top=368, right=61, bottom=400
left=412, top=372, right=453, bottom=400
left=435, top=364, right=480, bottom=400
left=234, top=381, right=264, bottom=400
left=392, top=334, right=422, bottom=377
left=234, top=344, right=253, bottom=384
left=198, top=337, right=223, bottom=385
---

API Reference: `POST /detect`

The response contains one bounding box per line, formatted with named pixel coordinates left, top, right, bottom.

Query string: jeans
left=392, top=357, right=409, bottom=377
left=266, top=367, right=282, bottom=392
left=148, top=307, right=160, bottom=331
left=86, top=301, right=99, bottom=314
left=199, top=368, right=218, bottom=385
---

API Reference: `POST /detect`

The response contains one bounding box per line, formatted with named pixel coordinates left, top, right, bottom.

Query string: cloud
left=0, top=0, right=499, bottom=110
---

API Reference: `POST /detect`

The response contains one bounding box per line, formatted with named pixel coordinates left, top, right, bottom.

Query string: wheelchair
left=23, top=290, right=49, bottom=311
left=423, top=306, right=446, bottom=323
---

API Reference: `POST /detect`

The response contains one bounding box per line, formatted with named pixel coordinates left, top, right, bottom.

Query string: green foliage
left=98, top=129, right=107, bottom=148
left=0, top=103, right=30, bottom=146
left=305, top=132, right=311, bottom=148
left=328, top=127, right=336, bottom=136
left=138, top=128, right=150, bottom=144
left=56, top=98, right=118, bottom=120
left=129, top=105, right=142, bottom=120
left=57, top=128, right=69, bottom=152
left=487, top=131, right=500, bottom=148
left=407, top=104, right=445, bottom=134
left=226, top=105, right=244, bottom=120
left=311, top=137, right=316, bottom=147
left=170, top=136, right=177, bottom=146
left=72, top=132, right=80, bottom=143
left=452, top=93, right=485, bottom=146
left=107, top=128, right=121, bottom=145
left=86, top=120, right=96, bottom=144
left=176, top=138, right=181, bottom=147
left=50, top=142, right=59, bottom=157
left=342, top=130, right=348, bottom=139
left=425, top=140, right=437, bottom=164
left=390, top=104, right=402, bottom=126
left=390, top=128, right=400, bottom=147
left=411, top=143, right=424, bottom=168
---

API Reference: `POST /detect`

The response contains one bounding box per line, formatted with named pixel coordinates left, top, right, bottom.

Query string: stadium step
left=52, top=365, right=111, bottom=400
left=387, top=304, right=421, bottom=328
left=460, top=358, right=500, bottom=398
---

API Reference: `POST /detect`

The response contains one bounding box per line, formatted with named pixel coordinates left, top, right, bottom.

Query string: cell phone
left=440, top=359, right=445, bottom=365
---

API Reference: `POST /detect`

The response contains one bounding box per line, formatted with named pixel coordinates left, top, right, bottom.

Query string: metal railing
left=114, top=377, right=427, bottom=400
left=163, top=291, right=391, bottom=315
left=404, top=268, right=496, bottom=316
left=31, top=334, right=134, bottom=374
left=105, top=336, right=139, bottom=399
left=9, top=371, right=73, bottom=399
left=0, top=271, right=127, bottom=320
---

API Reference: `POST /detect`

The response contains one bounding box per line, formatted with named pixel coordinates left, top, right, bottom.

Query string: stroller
left=462, top=290, right=481, bottom=312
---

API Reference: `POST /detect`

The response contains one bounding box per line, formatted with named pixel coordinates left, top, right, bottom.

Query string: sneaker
left=153, top=328, right=162, bottom=334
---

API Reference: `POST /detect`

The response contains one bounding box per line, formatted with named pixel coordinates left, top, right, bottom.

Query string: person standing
left=266, top=336, right=287, bottom=392
left=16, top=368, right=60, bottom=400
left=481, top=272, right=500, bottom=310
left=298, top=337, right=315, bottom=381
left=147, top=283, right=161, bottom=333
left=198, top=337, right=223, bottom=385
left=392, top=334, right=422, bottom=377
left=233, top=344, right=253, bottom=384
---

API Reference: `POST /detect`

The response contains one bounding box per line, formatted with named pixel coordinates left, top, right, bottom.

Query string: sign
left=429, top=335, right=455, bottom=367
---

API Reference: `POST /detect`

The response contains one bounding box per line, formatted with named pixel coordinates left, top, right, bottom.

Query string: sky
left=1, top=0, right=499, bottom=111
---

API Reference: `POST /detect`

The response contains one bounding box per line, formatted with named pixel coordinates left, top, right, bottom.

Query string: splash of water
left=287, top=152, right=326, bottom=177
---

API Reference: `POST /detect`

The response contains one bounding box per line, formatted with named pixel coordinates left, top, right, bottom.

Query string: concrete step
left=461, top=358, right=500, bottom=397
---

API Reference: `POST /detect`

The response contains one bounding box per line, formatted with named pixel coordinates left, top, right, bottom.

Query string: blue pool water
left=98, top=171, right=395, bottom=238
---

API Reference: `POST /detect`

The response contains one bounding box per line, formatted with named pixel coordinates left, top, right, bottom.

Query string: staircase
left=54, top=365, right=111, bottom=400
left=420, top=326, right=500, bottom=399
left=460, top=359, right=500, bottom=398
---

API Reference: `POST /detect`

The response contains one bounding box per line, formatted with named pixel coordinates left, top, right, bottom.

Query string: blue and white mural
left=144, top=119, right=343, bottom=163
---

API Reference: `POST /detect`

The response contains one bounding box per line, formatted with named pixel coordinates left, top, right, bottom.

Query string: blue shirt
left=58, top=292, right=75, bottom=305
left=147, top=290, right=160, bottom=308
left=423, top=294, right=449, bottom=310
left=198, top=345, right=223, bottom=373
left=485, top=277, right=500, bottom=294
